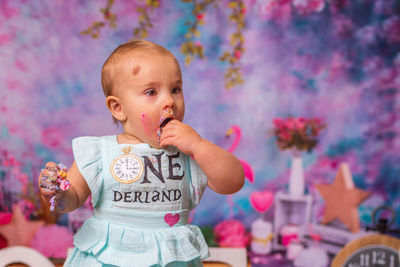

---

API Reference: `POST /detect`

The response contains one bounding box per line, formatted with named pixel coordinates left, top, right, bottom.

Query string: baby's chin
left=145, top=137, right=167, bottom=149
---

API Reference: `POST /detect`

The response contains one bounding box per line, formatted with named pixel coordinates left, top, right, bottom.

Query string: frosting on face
left=141, top=113, right=154, bottom=137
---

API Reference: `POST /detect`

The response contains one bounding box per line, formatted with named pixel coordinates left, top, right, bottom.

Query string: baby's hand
left=159, top=120, right=202, bottom=156
left=38, top=162, right=70, bottom=211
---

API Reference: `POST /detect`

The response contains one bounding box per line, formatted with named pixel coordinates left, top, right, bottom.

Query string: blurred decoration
left=315, top=163, right=371, bottom=232
left=226, top=125, right=254, bottom=183
left=199, top=225, right=219, bottom=247
left=219, top=0, right=246, bottom=89
left=180, top=0, right=216, bottom=65
left=366, top=205, right=400, bottom=236
left=80, top=0, right=117, bottom=38
left=0, top=212, right=12, bottom=248
left=0, top=148, right=52, bottom=223
left=133, top=0, right=161, bottom=38
left=292, top=230, right=328, bottom=266
left=293, top=243, right=329, bottom=267
left=249, top=190, right=273, bottom=213
left=249, top=190, right=274, bottom=255
left=0, top=205, right=44, bottom=247
left=272, top=117, right=326, bottom=152
left=214, top=220, right=249, bottom=247
left=31, top=224, right=74, bottom=259
left=272, top=117, right=325, bottom=197
left=225, top=125, right=254, bottom=218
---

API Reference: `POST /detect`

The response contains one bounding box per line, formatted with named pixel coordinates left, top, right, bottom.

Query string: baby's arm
left=159, top=120, right=245, bottom=194
left=39, top=161, right=90, bottom=213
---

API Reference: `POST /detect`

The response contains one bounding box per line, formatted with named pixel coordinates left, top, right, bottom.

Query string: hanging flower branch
left=220, top=0, right=246, bottom=89
left=80, top=0, right=117, bottom=38
left=82, top=0, right=247, bottom=89
left=133, top=0, right=161, bottom=38
left=180, top=0, right=217, bottom=65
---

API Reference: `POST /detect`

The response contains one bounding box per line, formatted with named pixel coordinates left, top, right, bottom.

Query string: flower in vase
left=272, top=117, right=326, bottom=152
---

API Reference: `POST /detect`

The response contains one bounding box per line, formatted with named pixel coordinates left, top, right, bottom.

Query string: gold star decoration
left=315, top=163, right=370, bottom=232
left=0, top=205, right=44, bottom=246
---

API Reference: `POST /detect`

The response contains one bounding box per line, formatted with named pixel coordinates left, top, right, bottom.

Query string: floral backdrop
left=1, top=0, right=399, bottom=230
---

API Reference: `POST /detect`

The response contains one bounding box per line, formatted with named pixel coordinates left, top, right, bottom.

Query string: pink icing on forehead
left=141, top=113, right=153, bottom=137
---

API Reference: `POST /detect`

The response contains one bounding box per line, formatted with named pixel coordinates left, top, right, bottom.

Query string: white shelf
left=272, top=191, right=313, bottom=251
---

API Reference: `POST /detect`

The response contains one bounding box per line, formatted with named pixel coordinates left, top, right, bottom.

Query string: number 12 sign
left=332, top=234, right=400, bottom=267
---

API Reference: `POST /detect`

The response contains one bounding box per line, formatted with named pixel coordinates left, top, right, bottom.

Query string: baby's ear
left=106, top=96, right=125, bottom=122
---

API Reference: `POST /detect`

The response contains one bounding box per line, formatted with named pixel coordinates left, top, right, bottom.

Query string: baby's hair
left=101, top=40, right=176, bottom=124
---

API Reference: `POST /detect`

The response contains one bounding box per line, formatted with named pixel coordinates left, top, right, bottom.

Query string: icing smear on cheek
left=141, top=113, right=154, bottom=137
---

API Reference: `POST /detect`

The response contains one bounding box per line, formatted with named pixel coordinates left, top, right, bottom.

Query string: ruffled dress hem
left=65, top=217, right=209, bottom=267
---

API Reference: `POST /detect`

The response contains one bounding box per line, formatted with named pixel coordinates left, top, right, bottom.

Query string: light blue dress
left=64, top=135, right=209, bottom=267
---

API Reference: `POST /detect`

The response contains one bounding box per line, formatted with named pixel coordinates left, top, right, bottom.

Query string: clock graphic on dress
left=111, top=146, right=144, bottom=184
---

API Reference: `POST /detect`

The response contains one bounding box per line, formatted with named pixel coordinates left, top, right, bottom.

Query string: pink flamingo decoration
left=226, top=125, right=255, bottom=183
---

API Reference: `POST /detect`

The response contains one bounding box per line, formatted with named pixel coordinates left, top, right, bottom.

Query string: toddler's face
left=115, top=53, right=185, bottom=148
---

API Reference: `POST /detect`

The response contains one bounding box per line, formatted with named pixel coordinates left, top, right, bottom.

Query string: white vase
left=288, top=154, right=305, bottom=197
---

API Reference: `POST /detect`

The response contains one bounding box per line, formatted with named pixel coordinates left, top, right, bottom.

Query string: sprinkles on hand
left=40, top=163, right=71, bottom=211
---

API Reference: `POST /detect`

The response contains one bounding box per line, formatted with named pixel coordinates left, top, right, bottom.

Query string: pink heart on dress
left=164, top=213, right=180, bottom=227
left=250, top=190, right=274, bottom=213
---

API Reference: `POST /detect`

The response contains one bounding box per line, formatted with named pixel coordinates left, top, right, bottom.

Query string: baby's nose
left=162, top=93, right=175, bottom=109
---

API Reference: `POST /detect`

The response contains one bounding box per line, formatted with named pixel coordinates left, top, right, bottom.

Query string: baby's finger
left=160, top=128, right=177, bottom=140
left=45, top=162, right=58, bottom=169
left=159, top=136, right=179, bottom=147
left=39, top=176, right=58, bottom=195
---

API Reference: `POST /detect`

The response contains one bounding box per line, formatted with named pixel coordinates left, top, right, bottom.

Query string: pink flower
left=284, top=118, right=296, bottom=130
left=273, top=117, right=325, bottom=151
left=196, top=13, right=204, bottom=20
left=273, top=118, right=284, bottom=127
left=214, top=220, right=249, bottom=248
left=234, top=50, right=241, bottom=60
left=279, top=131, right=292, bottom=141
left=294, top=117, right=306, bottom=129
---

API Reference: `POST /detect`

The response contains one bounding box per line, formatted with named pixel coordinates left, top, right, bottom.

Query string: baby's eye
left=145, top=89, right=157, bottom=96
left=172, top=87, right=182, bottom=94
